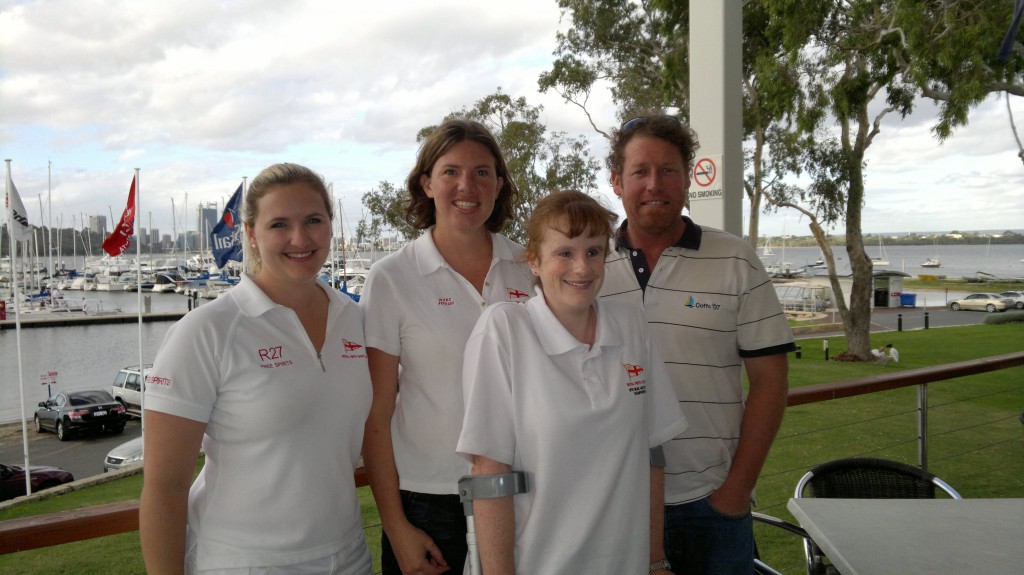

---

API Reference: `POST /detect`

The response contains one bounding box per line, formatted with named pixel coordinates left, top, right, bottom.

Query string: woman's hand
left=388, top=521, right=450, bottom=575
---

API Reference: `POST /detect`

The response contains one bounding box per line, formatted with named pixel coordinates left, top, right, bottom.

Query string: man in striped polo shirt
left=600, top=115, right=796, bottom=574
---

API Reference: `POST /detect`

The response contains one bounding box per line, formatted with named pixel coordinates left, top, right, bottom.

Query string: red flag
left=102, top=175, right=137, bottom=256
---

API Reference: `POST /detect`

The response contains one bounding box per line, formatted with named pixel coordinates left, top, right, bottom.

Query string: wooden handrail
left=0, top=463, right=369, bottom=554
left=1, top=353, right=1021, bottom=555
left=787, top=351, right=1024, bottom=406
left=0, top=501, right=140, bottom=555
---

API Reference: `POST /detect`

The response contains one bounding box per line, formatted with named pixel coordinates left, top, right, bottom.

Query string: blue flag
left=210, top=183, right=244, bottom=269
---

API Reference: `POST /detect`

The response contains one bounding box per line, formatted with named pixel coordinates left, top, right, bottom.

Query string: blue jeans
left=381, top=491, right=467, bottom=575
left=664, top=497, right=754, bottom=575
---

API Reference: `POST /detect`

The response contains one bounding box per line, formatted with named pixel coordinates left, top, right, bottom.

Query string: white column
left=688, top=0, right=743, bottom=236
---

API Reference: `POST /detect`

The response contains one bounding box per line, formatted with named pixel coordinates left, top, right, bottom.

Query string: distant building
left=89, top=215, right=107, bottom=236
left=197, top=203, right=218, bottom=251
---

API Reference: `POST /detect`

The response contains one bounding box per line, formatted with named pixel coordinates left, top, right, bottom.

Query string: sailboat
left=920, top=237, right=941, bottom=268
left=870, top=236, right=890, bottom=266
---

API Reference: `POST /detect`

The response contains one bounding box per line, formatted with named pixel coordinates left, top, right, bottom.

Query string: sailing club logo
left=623, top=363, right=647, bottom=396
left=507, top=288, right=529, bottom=302
left=685, top=295, right=722, bottom=311
left=342, top=338, right=367, bottom=359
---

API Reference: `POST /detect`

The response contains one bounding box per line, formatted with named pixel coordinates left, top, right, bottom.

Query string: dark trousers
left=381, top=490, right=467, bottom=575
left=664, top=497, right=754, bottom=575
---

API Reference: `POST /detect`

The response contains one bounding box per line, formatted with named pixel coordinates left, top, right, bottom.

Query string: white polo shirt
left=457, top=291, right=688, bottom=574
left=145, top=274, right=372, bottom=571
left=361, top=229, right=534, bottom=494
left=601, top=218, right=796, bottom=505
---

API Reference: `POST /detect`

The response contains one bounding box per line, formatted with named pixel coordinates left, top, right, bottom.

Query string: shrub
left=984, top=311, right=1024, bottom=325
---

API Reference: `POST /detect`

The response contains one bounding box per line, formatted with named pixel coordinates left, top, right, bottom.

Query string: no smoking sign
left=690, top=154, right=724, bottom=202
left=693, top=157, right=717, bottom=187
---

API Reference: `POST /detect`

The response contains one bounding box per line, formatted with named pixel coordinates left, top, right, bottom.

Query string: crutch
left=458, top=472, right=528, bottom=575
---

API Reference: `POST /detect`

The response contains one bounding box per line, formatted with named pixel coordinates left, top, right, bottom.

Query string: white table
left=787, top=498, right=1024, bottom=575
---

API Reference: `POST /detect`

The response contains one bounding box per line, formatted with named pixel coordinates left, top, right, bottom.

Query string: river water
left=2, top=244, right=1022, bottom=424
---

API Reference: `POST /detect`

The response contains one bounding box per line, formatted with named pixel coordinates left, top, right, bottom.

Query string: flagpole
left=6, top=159, right=32, bottom=497
left=241, top=177, right=247, bottom=275
left=135, top=168, right=145, bottom=437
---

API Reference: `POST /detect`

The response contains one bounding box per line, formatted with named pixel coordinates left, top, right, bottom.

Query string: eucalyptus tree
left=763, top=0, right=1024, bottom=357
left=539, top=1, right=812, bottom=250
left=358, top=89, right=601, bottom=246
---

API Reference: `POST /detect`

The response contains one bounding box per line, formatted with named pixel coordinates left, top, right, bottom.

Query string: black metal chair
left=753, top=457, right=962, bottom=574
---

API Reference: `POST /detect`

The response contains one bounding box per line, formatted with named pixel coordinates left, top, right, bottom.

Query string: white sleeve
left=456, top=307, right=516, bottom=465
left=144, top=308, right=227, bottom=423
left=360, top=264, right=402, bottom=355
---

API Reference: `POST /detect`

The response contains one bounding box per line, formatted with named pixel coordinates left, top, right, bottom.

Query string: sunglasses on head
left=620, top=115, right=682, bottom=131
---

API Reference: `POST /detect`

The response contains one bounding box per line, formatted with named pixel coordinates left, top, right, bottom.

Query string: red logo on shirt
left=258, top=345, right=293, bottom=369
left=623, top=364, right=647, bottom=396
left=145, top=375, right=172, bottom=387
left=624, top=363, right=644, bottom=380
left=507, top=288, right=529, bottom=301
left=343, top=339, right=363, bottom=351
left=438, top=297, right=454, bottom=306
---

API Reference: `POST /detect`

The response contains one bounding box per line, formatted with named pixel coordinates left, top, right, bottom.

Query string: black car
left=0, top=462, right=75, bottom=501
left=34, top=389, right=127, bottom=441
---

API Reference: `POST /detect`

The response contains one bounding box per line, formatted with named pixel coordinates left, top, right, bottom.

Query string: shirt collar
left=231, top=272, right=340, bottom=317
left=526, top=286, right=623, bottom=355
left=414, top=226, right=514, bottom=275
left=613, top=215, right=703, bottom=251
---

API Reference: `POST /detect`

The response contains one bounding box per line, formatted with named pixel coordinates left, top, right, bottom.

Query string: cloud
left=2, top=1, right=1020, bottom=239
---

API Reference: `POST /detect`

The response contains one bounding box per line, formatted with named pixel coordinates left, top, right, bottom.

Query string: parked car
left=948, top=293, right=1013, bottom=312
left=34, top=389, right=127, bottom=441
left=0, top=462, right=75, bottom=501
left=111, top=364, right=151, bottom=415
left=104, top=436, right=143, bottom=472
left=997, top=291, right=1024, bottom=309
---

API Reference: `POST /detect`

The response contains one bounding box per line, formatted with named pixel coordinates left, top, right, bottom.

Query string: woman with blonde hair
left=140, top=163, right=372, bottom=574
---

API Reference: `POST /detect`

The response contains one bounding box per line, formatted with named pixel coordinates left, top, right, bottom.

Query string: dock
left=0, top=312, right=186, bottom=330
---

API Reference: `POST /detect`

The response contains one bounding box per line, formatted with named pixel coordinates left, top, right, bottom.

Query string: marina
left=1, top=245, right=1021, bottom=425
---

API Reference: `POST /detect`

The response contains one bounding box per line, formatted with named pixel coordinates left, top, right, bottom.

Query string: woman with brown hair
left=361, top=119, right=534, bottom=575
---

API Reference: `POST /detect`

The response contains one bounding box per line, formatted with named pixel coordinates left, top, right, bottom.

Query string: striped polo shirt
left=600, top=216, right=796, bottom=504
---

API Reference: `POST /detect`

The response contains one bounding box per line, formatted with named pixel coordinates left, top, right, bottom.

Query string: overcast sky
left=2, top=0, right=1022, bottom=244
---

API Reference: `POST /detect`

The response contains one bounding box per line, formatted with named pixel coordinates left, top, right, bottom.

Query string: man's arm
left=708, top=353, right=788, bottom=515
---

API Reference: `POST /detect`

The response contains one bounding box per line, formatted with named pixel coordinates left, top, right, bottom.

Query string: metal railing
left=1, top=352, right=1021, bottom=556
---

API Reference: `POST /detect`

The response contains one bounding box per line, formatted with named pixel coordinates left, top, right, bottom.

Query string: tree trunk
left=842, top=122, right=873, bottom=360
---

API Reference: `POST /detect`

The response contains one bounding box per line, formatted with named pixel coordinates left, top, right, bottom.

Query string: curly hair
left=606, top=115, right=699, bottom=175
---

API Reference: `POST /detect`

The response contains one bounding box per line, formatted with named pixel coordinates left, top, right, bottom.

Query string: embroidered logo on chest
left=685, top=295, right=722, bottom=311
left=341, top=339, right=368, bottom=359
left=438, top=297, right=455, bottom=307
left=507, top=288, right=529, bottom=302
left=623, top=363, right=647, bottom=396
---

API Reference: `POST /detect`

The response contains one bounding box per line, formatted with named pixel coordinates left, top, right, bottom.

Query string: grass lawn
left=1, top=323, right=1021, bottom=574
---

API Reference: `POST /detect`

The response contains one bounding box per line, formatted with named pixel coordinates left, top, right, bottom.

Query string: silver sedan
left=948, top=293, right=1014, bottom=312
